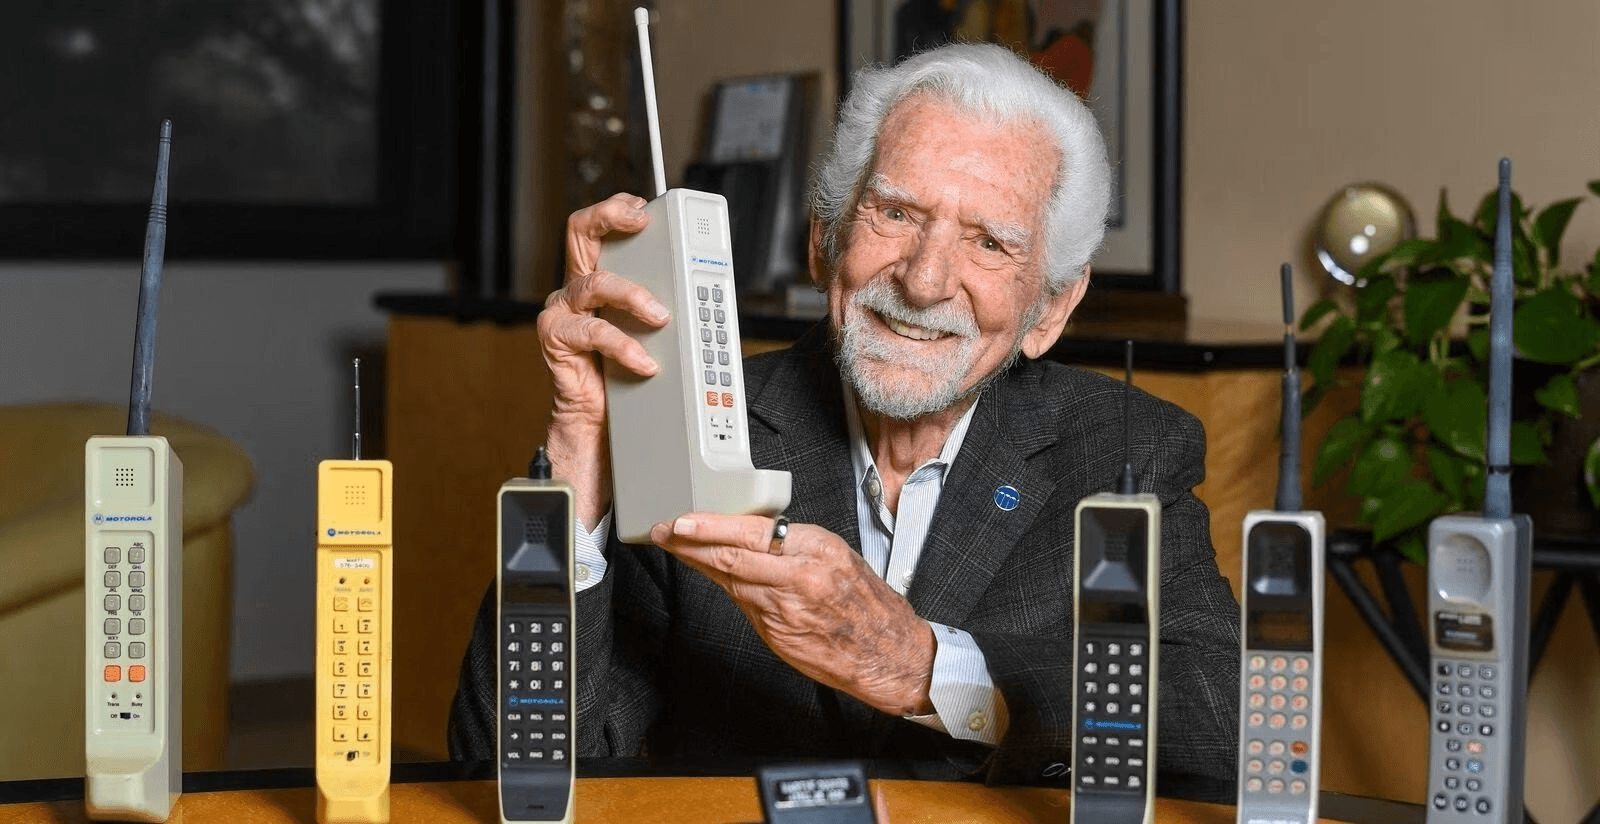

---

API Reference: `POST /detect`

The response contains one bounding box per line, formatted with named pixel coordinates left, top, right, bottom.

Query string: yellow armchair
left=0, top=403, right=252, bottom=780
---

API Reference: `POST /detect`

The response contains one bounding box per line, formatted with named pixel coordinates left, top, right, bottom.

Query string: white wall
left=0, top=261, right=444, bottom=682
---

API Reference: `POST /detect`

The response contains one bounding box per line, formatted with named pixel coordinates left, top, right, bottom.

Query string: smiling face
left=821, top=94, right=1089, bottom=420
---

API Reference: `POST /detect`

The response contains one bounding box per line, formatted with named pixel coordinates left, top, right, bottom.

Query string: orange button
left=721, top=393, right=734, bottom=407
left=1290, top=740, right=1308, bottom=755
left=104, top=665, right=122, bottom=682
left=129, top=666, right=147, bottom=683
left=705, top=391, right=719, bottom=406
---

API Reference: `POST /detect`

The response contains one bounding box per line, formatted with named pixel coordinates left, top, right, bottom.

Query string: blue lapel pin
left=994, top=485, right=1020, bottom=511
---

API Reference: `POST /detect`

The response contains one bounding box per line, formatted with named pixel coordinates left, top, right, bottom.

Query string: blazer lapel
left=909, top=363, right=1061, bottom=626
left=745, top=325, right=860, bottom=552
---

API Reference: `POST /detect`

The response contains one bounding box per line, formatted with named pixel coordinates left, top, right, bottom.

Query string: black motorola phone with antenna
left=1070, top=340, right=1160, bottom=824
left=84, top=120, right=184, bottom=823
left=495, top=447, right=576, bottom=824
left=1423, top=158, right=1532, bottom=824
left=1236, top=264, right=1326, bottom=824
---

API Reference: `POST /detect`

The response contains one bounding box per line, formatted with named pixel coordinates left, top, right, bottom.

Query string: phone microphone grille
left=696, top=216, right=711, bottom=237
left=115, top=466, right=136, bottom=487
left=344, top=484, right=366, bottom=503
left=523, top=518, right=548, bottom=546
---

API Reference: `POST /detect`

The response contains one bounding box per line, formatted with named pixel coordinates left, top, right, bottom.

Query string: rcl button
left=721, top=393, right=734, bottom=407
left=706, top=391, right=719, bottom=406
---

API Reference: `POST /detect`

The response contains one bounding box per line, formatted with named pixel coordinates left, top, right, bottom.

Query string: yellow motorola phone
left=315, top=359, right=394, bottom=823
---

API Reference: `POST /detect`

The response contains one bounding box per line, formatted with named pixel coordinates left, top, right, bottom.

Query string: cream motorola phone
left=497, top=447, right=576, bottom=824
left=1070, top=342, right=1159, bottom=824
left=315, top=359, right=395, bottom=823
left=1237, top=265, right=1325, bottom=824
left=1424, top=159, right=1531, bottom=824
left=85, top=119, right=183, bottom=824
left=597, top=8, right=791, bottom=542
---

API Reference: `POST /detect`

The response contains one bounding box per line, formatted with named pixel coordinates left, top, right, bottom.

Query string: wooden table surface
left=0, top=776, right=1386, bottom=823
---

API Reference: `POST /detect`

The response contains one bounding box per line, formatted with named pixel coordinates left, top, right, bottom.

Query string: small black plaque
left=757, top=761, right=876, bottom=824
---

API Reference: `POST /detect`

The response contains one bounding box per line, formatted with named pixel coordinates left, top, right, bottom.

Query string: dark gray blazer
left=449, top=323, right=1240, bottom=784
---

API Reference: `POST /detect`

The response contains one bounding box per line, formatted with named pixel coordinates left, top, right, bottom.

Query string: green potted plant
left=1301, top=180, right=1600, bottom=561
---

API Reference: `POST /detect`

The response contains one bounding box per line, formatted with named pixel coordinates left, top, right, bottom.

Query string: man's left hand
left=649, top=514, right=937, bottom=718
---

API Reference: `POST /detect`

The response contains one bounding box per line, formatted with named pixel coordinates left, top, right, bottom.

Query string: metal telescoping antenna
left=633, top=7, right=667, bottom=198
left=1484, top=157, right=1514, bottom=520
left=127, top=120, right=172, bottom=437
left=1276, top=263, right=1303, bottom=512
left=1119, top=339, right=1136, bottom=495
left=352, top=358, right=363, bottom=460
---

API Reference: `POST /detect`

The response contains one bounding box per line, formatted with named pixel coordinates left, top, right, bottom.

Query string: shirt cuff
left=903, top=622, right=1008, bottom=746
left=573, top=510, right=612, bottom=592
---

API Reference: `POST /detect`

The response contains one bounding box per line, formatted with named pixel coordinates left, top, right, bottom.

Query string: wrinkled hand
left=537, top=192, right=666, bottom=524
left=649, top=513, right=937, bottom=717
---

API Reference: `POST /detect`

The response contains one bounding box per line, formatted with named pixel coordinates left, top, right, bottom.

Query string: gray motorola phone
left=1423, top=159, right=1531, bottom=824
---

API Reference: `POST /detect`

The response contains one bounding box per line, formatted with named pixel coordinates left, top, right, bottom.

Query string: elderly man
left=450, top=42, right=1239, bottom=784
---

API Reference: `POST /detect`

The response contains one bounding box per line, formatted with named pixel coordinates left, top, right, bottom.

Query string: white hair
left=809, top=42, right=1112, bottom=293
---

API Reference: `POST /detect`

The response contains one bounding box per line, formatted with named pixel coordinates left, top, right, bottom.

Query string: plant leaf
left=1434, top=215, right=1487, bottom=266
left=1298, top=298, right=1339, bottom=332
left=1347, top=436, right=1413, bottom=497
left=1356, top=275, right=1398, bottom=324
left=1307, top=315, right=1356, bottom=389
left=1512, top=234, right=1539, bottom=286
left=1313, top=416, right=1366, bottom=487
left=1425, top=445, right=1467, bottom=500
left=1403, top=272, right=1470, bottom=346
left=1534, top=372, right=1581, bottom=417
left=1585, top=436, right=1600, bottom=508
left=1361, top=349, right=1423, bottom=423
left=1372, top=326, right=1402, bottom=358
left=1474, top=190, right=1527, bottom=235
left=1466, top=327, right=1490, bottom=364
left=1381, top=238, right=1434, bottom=271
left=1371, top=479, right=1450, bottom=544
left=1424, top=380, right=1488, bottom=461
left=1394, top=532, right=1428, bottom=565
left=1510, top=421, right=1548, bottom=465
left=1513, top=287, right=1600, bottom=364
left=1589, top=180, right=1600, bottom=199
left=1533, top=198, right=1583, bottom=264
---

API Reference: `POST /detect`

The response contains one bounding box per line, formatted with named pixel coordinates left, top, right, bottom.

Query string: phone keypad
left=1430, top=659, right=1499, bottom=816
left=94, top=533, right=155, bottom=730
left=1241, top=653, right=1313, bottom=796
left=326, top=570, right=382, bottom=760
left=1075, top=637, right=1151, bottom=792
left=502, top=616, right=572, bottom=767
left=695, top=278, right=743, bottom=449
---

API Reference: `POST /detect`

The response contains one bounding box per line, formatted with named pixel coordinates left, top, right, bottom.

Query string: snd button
left=1433, top=533, right=1491, bottom=603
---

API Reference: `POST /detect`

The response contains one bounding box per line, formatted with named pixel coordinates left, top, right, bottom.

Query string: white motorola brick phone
left=1070, top=341, right=1160, bottom=824
left=85, top=119, right=183, bottom=824
left=496, top=447, right=576, bottom=824
left=597, top=8, right=791, bottom=543
left=1424, top=159, right=1532, bottom=824
left=316, top=359, right=395, bottom=824
left=1237, top=264, right=1325, bottom=824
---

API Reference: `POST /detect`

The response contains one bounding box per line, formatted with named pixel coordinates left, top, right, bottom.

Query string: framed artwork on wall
left=0, top=0, right=462, bottom=260
left=837, top=0, right=1182, bottom=293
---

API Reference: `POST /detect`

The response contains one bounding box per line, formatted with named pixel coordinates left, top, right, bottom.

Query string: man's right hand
left=538, top=192, right=669, bottom=527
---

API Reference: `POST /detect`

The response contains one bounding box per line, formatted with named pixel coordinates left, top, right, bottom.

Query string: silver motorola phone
left=1236, top=265, right=1325, bottom=824
left=1423, top=158, right=1531, bottom=824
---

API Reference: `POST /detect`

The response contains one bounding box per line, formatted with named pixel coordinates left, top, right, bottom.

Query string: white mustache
left=848, top=279, right=977, bottom=338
